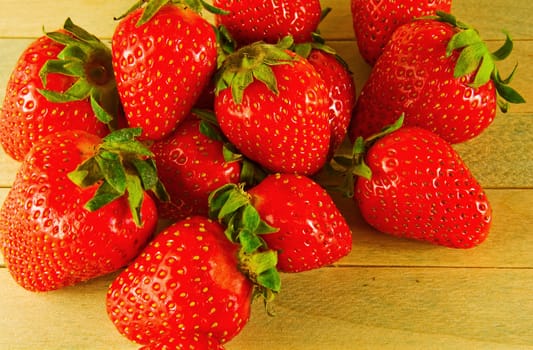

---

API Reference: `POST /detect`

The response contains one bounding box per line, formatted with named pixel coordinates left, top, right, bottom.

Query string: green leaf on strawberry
left=350, top=10, right=525, bottom=145
left=208, top=183, right=281, bottom=301
left=68, top=128, right=169, bottom=226
left=215, top=37, right=296, bottom=104
left=38, top=18, right=120, bottom=128
left=433, top=11, right=525, bottom=109
left=0, top=130, right=160, bottom=291
left=330, top=115, right=405, bottom=197
left=194, top=108, right=268, bottom=187
left=117, top=0, right=229, bottom=27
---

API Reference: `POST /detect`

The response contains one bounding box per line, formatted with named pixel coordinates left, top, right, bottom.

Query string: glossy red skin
left=355, top=127, right=491, bottom=248
left=306, top=49, right=357, bottom=158
left=350, top=0, right=452, bottom=66
left=0, top=130, right=158, bottom=292
left=213, top=0, right=322, bottom=45
left=112, top=4, right=217, bottom=141
left=107, top=216, right=253, bottom=349
left=349, top=19, right=497, bottom=144
left=215, top=53, right=331, bottom=175
left=248, top=173, right=352, bottom=272
left=0, top=34, right=110, bottom=161
left=151, top=115, right=241, bottom=221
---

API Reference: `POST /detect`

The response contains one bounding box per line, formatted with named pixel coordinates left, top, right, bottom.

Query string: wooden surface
left=1, top=0, right=532, bottom=349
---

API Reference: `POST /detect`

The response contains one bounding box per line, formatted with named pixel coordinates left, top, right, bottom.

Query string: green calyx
left=215, top=25, right=238, bottom=69
left=290, top=6, right=352, bottom=73
left=68, top=128, right=169, bottom=227
left=432, top=11, right=525, bottom=111
left=208, top=183, right=280, bottom=304
left=193, top=108, right=268, bottom=187
left=329, top=116, right=405, bottom=197
left=115, top=0, right=228, bottom=27
left=215, top=36, right=296, bottom=104
left=292, top=33, right=352, bottom=74
left=39, top=18, right=120, bottom=128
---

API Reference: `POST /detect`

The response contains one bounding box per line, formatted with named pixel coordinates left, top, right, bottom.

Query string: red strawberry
left=349, top=12, right=525, bottom=144
left=0, top=128, right=165, bottom=291
left=106, top=216, right=254, bottom=350
left=350, top=0, right=452, bottom=66
left=336, top=117, right=491, bottom=248
left=151, top=112, right=242, bottom=221
left=210, top=173, right=352, bottom=273
left=295, top=45, right=356, bottom=158
left=215, top=38, right=331, bottom=175
left=0, top=18, right=120, bottom=161
left=112, top=1, right=219, bottom=141
left=213, top=0, right=322, bottom=46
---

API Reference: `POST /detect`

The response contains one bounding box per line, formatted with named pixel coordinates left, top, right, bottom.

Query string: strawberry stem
left=68, top=128, right=169, bottom=227
left=215, top=37, right=296, bottom=104
left=328, top=115, right=405, bottom=197
left=431, top=11, right=525, bottom=110
left=38, top=18, right=121, bottom=129
left=208, top=183, right=281, bottom=303
left=115, top=0, right=229, bottom=27
left=194, top=108, right=268, bottom=187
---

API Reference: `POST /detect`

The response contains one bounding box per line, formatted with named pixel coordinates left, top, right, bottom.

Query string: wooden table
left=1, top=1, right=532, bottom=349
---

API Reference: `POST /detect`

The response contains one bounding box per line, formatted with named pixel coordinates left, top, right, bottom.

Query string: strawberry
left=0, top=128, right=166, bottom=291
left=112, top=0, right=220, bottom=141
left=349, top=12, right=525, bottom=144
left=0, top=18, right=120, bottom=161
left=210, top=173, right=352, bottom=273
left=106, top=216, right=255, bottom=349
left=335, top=117, right=491, bottom=248
left=213, top=0, right=322, bottom=46
left=214, top=38, right=331, bottom=175
left=350, top=0, right=452, bottom=66
left=294, top=42, right=357, bottom=158
left=150, top=112, right=242, bottom=221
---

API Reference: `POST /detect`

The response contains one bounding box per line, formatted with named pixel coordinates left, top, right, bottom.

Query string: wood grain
left=0, top=0, right=532, bottom=349
left=1, top=0, right=532, bottom=40
left=2, top=188, right=533, bottom=268
left=1, top=267, right=532, bottom=350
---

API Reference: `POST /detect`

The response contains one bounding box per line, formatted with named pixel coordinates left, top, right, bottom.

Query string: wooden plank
left=230, top=267, right=533, bottom=349
left=319, top=0, right=533, bottom=40
left=1, top=267, right=532, bottom=349
left=1, top=41, right=530, bottom=115
left=330, top=113, right=533, bottom=190
left=0, top=270, right=137, bottom=350
left=453, top=114, right=533, bottom=188
left=0, top=150, right=20, bottom=188
left=0, top=0, right=531, bottom=40
left=1, top=39, right=531, bottom=189
left=330, top=189, right=533, bottom=268
left=0, top=1, right=531, bottom=349
left=326, top=39, right=532, bottom=114
left=0, top=0, right=129, bottom=39
left=2, top=188, right=533, bottom=268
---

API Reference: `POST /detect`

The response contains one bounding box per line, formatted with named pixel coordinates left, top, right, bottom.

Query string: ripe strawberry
left=0, top=18, right=120, bottom=161
left=213, top=0, right=322, bottom=46
left=210, top=173, right=352, bottom=273
left=215, top=38, right=331, bottom=175
left=294, top=44, right=356, bottom=158
left=350, top=0, right=452, bottom=66
left=336, top=117, right=491, bottom=248
left=150, top=112, right=242, bottom=221
left=112, top=0, right=219, bottom=141
left=106, top=216, right=254, bottom=350
left=349, top=12, right=525, bottom=144
left=0, top=128, right=166, bottom=291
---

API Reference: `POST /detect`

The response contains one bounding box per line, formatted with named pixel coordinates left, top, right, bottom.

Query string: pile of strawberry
left=0, top=0, right=525, bottom=349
